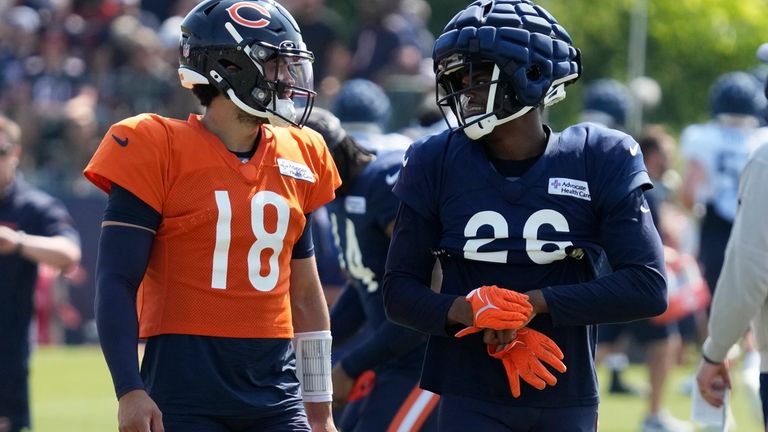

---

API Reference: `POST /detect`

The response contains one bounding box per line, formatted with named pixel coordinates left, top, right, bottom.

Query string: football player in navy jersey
left=306, top=108, right=439, bottom=432
left=382, top=1, right=668, bottom=431
left=679, top=70, right=768, bottom=425
left=680, top=71, right=768, bottom=295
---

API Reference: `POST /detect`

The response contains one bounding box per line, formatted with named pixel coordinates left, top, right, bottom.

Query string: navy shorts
left=436, top=393, right=598, bottom=432
left=161, top=406, right=309, bottom=432
left=141, top=335, right=308, bottom=431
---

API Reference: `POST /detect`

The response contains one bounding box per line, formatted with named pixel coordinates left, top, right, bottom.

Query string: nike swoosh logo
left=640, top=204, right=650, bottom=213
left=402, top=157, right=409, bottom=167
left=385, top=171, right=399, bottom=186
left=112, top=134, right=129, bottom=147
left=629, top=143, right=639, bottom=156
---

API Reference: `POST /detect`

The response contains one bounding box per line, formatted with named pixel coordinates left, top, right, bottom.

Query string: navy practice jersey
left=328, top=149, right=427, bottom=375
left=384, top=123, right=666, bottom=407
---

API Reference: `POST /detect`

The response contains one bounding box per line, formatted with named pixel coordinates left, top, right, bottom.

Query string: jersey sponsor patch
left=277, top=158, right=315, bottom=183
left=344, top=196, right=366, bottom=214
left=548, top=177, right=591, bottom=201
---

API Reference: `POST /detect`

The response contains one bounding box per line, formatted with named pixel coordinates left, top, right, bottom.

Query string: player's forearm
left=705, top=241, right=768, bottom=362
left=16, top=234, right=81, bottom=270
left=524, top=289, right=549, bottom=314
left=96, top=289, right=144, bottom=399
left=290, top=257, right=331, bottom=332
left=542, top=264, right=666, bottom=326
left=446, top=296, right=473, bottom=326
left=383, top=203, right=458, bottom=335
left=95, top=223, right=155, bottom=398
left=292, top=291, right=331, bottom=332
left=383, top=271, right=459, bottom=336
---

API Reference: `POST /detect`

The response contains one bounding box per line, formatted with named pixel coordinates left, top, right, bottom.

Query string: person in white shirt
left=696, top=139, right=768, bottom=429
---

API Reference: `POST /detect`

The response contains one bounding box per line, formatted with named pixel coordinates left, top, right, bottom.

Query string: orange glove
left=487, top=328, right=567, bottom=397
left=455, top=285, right=533, bottom=338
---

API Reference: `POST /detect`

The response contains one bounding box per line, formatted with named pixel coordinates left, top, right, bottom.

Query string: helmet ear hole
left=526, top=65, right=542, bottom=81
left=219, top=59, right=241, bottom=73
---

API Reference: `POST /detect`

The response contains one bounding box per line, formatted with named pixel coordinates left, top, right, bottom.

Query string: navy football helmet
left=178, top=0, right=316, bottom=127
left=581, top=79, right=632, bottom=130
left=433, top=0, right=581, bottom=139
left=332, top=79, right=392, bottom=128
left=709, top=71, right=766, bottom=118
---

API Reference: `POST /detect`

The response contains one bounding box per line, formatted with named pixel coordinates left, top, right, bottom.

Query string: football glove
left=455, top=285, right=533, bottom=338
left=487, top=328, right=567, bottom=398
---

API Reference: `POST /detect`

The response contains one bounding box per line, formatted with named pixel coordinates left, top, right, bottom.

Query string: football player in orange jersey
left=83, top=1, right=340, bottom=431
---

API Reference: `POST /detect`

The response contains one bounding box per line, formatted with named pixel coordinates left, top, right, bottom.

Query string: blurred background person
left=345, top=0, right=434, bottom=131
left=580, top=79, right=693, bottom=431
left=331, top=78, right=411, bottom=154
left=680, top=71, right=767, bottom=296
left=0, top=115, right=81, bottom=432
left=581, top=78, right=644, bottom=397
left=282, top=0, right=351, bottom=106
left=580, top=78, right=633, bottom=132
left=306, top=108, right=438, bottom=432
left=694, top=129, right=768, bottom=431
left=680, top=71, right=768, bottom=413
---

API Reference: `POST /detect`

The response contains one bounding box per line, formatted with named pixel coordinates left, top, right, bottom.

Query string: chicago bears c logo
left=227, top=2, right=271, bottom=28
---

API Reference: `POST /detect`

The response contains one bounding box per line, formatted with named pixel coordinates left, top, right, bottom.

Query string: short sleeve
left=83, top=114, right=170, bottom=213
left=585, top=128, right=652, bottom=213
left=392, top=135, right=442, bottom=220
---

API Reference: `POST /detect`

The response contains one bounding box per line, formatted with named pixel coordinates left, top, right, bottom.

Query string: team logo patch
left=548, top=177, right=591, bottom=201
left=344, top=196, right=366, bottom=214
left=227, top=2, right=271, bottom=28
left=277, top=158, right=315, bottom=183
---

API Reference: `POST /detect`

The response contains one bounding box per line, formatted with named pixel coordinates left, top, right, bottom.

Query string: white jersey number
left=211, top=190, right=289, bottom=292
left=329, top=213, right=378, bottom=292
left=463, top=209, right=573, bottom=265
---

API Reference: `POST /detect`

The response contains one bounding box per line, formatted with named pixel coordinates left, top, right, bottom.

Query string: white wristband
left=294, top=330, right=333, bottom=403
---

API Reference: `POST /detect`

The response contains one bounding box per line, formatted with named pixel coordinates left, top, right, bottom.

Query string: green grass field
left=29, top=345, right=765, bottom=431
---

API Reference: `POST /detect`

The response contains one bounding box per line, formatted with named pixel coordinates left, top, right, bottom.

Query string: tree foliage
left=538, top=0, right=767, bottom=132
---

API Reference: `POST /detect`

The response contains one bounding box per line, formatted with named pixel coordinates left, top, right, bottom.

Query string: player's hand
left=455, top=285, right=533, bottom=338
left=117, top=389, right=163, bottom=432
left=483, top=328, right=518, bottom=345
left=331, top=364, right=354, bottom=407
left=487, top=328, right=566, bottom=397
left=695, top=358, right=731, bottom=407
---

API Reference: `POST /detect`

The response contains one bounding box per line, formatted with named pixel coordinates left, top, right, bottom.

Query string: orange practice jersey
left=84, top=113, right=341, bottom=339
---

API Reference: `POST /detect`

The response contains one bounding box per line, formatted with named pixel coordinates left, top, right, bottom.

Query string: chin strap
left=294, top=330, right=333, bottom=403
left=226, top=88, right=297, bottom=127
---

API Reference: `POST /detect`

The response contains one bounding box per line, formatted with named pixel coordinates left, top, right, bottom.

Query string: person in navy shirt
left=0, top=115, right=81, bottom=432
left=382, top=1, right=667, bottom=431
left=306, top=108, right=439, bottom=432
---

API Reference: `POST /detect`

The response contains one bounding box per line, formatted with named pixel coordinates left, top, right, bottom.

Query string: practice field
left=29, top=345, right=764, bottom=431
